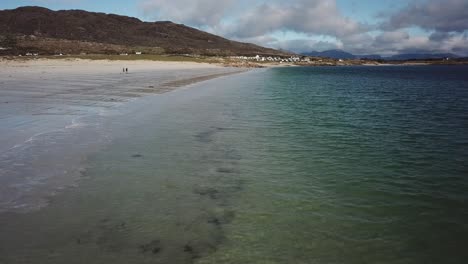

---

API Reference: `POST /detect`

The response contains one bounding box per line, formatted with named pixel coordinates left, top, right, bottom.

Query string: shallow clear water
left=1, top=66, right=467, bottom=263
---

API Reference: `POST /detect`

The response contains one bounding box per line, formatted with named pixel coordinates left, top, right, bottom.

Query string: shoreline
left=3, top=55, right=467, bottom=68
left=0, top=59, right=249, bottom=213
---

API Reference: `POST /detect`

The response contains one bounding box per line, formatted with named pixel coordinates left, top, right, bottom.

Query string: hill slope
left=0, top=6, right=287, bottom=56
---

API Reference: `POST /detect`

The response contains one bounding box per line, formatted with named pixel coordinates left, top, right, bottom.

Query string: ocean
left=1, top=65, right=467, bottom=263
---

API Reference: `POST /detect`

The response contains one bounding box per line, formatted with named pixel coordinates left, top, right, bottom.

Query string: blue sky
left=2, top=0, right=468, bottom=55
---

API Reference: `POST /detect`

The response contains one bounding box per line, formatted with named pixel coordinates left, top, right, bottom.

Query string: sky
left=2, top=0, right=468, bottom=56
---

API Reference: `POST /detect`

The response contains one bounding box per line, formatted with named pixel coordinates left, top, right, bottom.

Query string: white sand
left=0, top=59, right=245, bottom=212
left=0, top=59, right=241, bottom=152
left=0, top=58, right=224, bottom=73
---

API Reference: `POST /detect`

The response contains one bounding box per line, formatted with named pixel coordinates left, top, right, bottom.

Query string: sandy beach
left=0, top=59, right=245, bottom=212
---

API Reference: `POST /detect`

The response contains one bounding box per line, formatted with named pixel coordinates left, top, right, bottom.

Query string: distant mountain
left=301, top=49, right=461, bottom=61
left=386, top=53, right=459, bottom=60
left=302, top=49, right=355, bottom=59
left=355, top=54, right=382, bottom=60
left=301, top=50, right=381, bottom=60
left=0, top=6, right=287, bottom=56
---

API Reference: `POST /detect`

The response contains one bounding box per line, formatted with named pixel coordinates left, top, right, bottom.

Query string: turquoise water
left=1, top=66, right=467, bottom=263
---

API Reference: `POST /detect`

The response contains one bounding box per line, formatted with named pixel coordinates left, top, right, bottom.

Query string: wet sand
left=0, top=67, right=258, bottom=263
left=0, top=59, right=246, bottom=212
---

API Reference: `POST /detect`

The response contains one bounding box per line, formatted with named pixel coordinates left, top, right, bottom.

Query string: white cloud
left=138, top=0, right=468, bottom=56
left=382, top=0, right=468, bottom=32
left=140, top=0, right=235, bottom=27
left=354, top=31, right=468, bottom=56
left=140, top=0, right=367, bottom=39
left=224, top=0, right=367, bottom=39
left=274, top=39, right=341, bottom=53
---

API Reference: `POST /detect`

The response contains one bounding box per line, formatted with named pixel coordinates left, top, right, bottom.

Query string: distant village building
left=229, top=54, right=315, bottom=64
left=301, top=56, right=311, bottom=62
left=135, top=51, right=142, bottom=55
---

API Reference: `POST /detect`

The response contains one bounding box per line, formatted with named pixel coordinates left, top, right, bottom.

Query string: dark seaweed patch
left=231, top=179, right=244, bottom=192
left=75, top=230, right=93, bottom=245
left=183, top=243, right=200, bottom=260
left=76, top=219, right=129, bottom=252
left=184, top=244, right=193, bottom=253
left=216, top=167, right=239, bottom=174
left=207, top=217, right=221, bottom=226
left=207, top=210, right=236, bottom=226
left=213, top=126, right=236, bottom=131
left=139, top=240, right=162, bottom=255
left=223, top=149, right=242, bottom=160
left=194, top=187, right=220, bottom=200
left=222, top=210, right=236, bottom=223
left=195, top=130, right=216, bottom=143
left=96, top=220, right=129, bottom=252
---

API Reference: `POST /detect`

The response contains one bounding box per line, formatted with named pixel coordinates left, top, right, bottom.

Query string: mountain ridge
left=301, top=49, right=459, bottom=60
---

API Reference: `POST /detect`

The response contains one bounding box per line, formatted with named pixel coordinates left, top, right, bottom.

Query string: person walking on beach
left=122, top=67, right=125, bottom=73
left=126, top=68, right=128, bottom=73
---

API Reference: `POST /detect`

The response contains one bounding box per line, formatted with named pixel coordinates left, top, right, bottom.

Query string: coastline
left=0, top=59, right=248, bottom=213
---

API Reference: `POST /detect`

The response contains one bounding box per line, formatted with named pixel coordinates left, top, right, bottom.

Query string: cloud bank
left=139, top=0, right=468, bottom=56
left=382, top=0, right=468, bottom=32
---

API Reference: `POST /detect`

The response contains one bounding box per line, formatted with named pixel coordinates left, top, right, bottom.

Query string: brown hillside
left=0, top=6, right=288, bottom=56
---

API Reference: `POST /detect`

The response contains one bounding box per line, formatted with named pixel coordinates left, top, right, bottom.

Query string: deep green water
left=1, top=66, right=467, bottom=264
